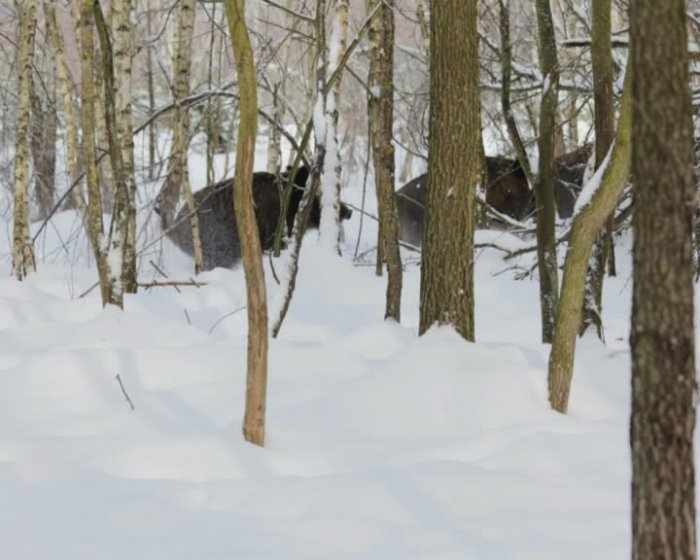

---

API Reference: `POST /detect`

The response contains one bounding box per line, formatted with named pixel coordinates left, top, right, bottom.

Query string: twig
left=138, top=280, right=208, bottom=288
left=208, top=305, right=247, bottom=334
left=78, top=281, right=99, bottom=299
left=115, top=374, right=135, bottom=411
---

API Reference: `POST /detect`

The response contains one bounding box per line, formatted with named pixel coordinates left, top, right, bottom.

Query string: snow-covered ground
left=0, top=138, right=641, bottom=558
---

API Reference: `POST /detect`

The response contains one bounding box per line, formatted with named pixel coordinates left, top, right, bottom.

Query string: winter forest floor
left=0, top=140, right=644, bottom=558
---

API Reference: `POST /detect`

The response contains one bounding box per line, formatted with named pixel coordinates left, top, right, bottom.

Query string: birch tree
left=159, top=0, right=203, bottom=273
left=319, top=0, right=349, bottom=254
left=112, top=0, right=137, bottom=292
left=12, top=0, right=39, bottom=280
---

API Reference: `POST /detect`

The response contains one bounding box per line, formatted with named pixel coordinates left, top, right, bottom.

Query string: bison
left=157, top=167, right=352, bottom=270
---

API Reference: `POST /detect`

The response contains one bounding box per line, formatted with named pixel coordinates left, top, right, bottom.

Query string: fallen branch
left=115, top=374, right=135, bottom=411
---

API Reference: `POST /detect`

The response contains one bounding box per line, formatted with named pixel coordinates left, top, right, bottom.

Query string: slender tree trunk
left=319, top=0, right=347, bottom=253
left=44, top=0, right=88, bottom=216
left=534, top=0, right=560, bottom=343
left=223, top=0, right=269, bottom=448
left=630, top=0, right=697, bottom=558
left=419, top=0, right=479, bottom=341
left=499, top=0, right=533, bottom=186
left=12, top=0, right=39, bottom=280
left=112, top=0, right=138, bottom=293
left=368, top=0, right=402, bottom=321
left=547, top=67, right=631, bottom=414
left=94, top=0, right=127, bottom=308
left=80, top=0, right=113, bottom=306
left=31, top=74, right=57, bottom=220
left=160, top=0, right=203, bottom=272
left=581, top=0, right=615, bottom=338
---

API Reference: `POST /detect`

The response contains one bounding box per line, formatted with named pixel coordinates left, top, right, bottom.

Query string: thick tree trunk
left=368, top=0, right=402, bottom=322
left=547, top=67, right=631, bottom=414
left=419, top=0, right=479, bottom=341
left=30, top=76, right=57, bottom=220
left=12, top=0, right=39, bottom=280
left=224, top=0, right=269, bottom=448
left=534, top=0, right=560, bottom=343
left=630, top=1, right=697, bottom=558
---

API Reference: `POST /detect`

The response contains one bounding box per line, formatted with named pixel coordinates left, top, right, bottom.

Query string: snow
left=0, top=140, right=646, bottom=559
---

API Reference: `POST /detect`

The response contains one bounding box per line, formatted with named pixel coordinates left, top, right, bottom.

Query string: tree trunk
left=112, top=0, right=138, bottom=293
left=630, top=1, right=697, bottom=558
left=160, top=0, right=203, bottom=273
left=547, top=67, right=631, bottom=414
left=223, top=0, right=269, bottom=448
left=318, top=0, right=345, bottom=253
left=44, top=0, right=88, bottom=216
left=368, top=0, right=402, bottom=322
left=534, top=0, right=560, bottom=343
left=94, top=0, right=127, bottom=308
left=581, top=0, right=615, bottom=338
left=80, top=0, right=113, bottom=307
left=419, top=0, right=479, bottom=341
left=12, top=0, right=39, bottom=280
left=30, top=74, right=57, bottom=220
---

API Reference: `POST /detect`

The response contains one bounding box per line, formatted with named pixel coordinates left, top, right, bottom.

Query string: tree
left=580, top=0, right=615, bottom=337
left=112, top=0, right=138, bottom=293
left=419, top=0, right=480, bottom=340
left=533, top=0, right=560, bottom=344
left=630, top=0, right=697, bottom=557
left=368, top=0, right=402, bottom=321
left=159, top=0, right=204, bottom=273
left=547, top=67, right=631, bottom=414
left=223, top=0, right=269, bottom=447
left=12, top=0, right=39, bottom=280
left=79, top=0, right=116, bottom=307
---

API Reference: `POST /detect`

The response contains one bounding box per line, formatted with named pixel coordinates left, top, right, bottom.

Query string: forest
left=0, top=0, right=698, bottom=557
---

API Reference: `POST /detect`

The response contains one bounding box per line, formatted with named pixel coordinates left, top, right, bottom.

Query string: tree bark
left=223, top=0, right=269, bottom=448
left=12, top=0, right=39, bottom=281
left=80, top=0, right=113, bottom=306
left=368, top=0, right=402, bottom=322
left=112, top=0, right=138, bottom=293
left=534, top=0, right=560, bottom=343
left=160, top=0, right=203, bottom=273
left=630, top=0, right=697, bottom=558
left=547, top=67, right=631, bottom=414
left=581, top=0, right=615, bottom=337
left=44, top=0, right=88, bottom=216
left=419, top=0, right=479, bottom=341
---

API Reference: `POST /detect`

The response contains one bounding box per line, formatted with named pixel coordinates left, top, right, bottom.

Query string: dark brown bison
left=553, top=144, right=593, bottom=218
left=157, top=167, right=352, bottom=270
left=395, top=156, right=531, bottom=247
